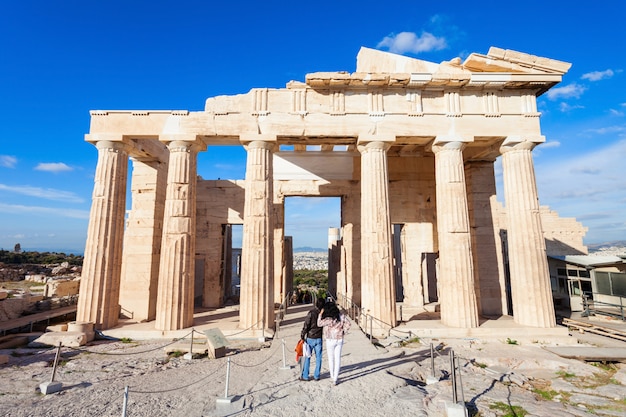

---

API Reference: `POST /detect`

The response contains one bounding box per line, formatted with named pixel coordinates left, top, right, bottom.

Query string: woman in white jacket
left=317, top=302, right=351, bottom=385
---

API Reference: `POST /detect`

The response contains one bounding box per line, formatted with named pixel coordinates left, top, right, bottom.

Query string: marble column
left=239, top=138, right=275, bottom=332
left=358, top=139, right=396, bottom=334
left=465, top=160, right=507, bottom=317
left=273, top=197, right=285, bottom=304
left=340, top=192, right=360, bottom=306
left=155, top=138, right=203, bottom=331
left=119, top=157, right=167, bottom=322
left=77, top=140, right=129, bottom=330
left=500, top=138, right=556, bottom=327
left=432, top=140, right=479, bottom=328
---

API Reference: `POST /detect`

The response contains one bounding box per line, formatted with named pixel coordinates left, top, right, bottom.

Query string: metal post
left=368, top=315, right=372, bottom=342
left=189, top=328, right=194, bottom=354
left=216, top=357, right=235, bottom=404
left=282, top=339, right=286, bottom=366
left=399, top=305, right=403, bottom=322
left=224, top=358, right=231, bottom=398
left=449, top=349, right=457, bottom=403
left=430, top=343, right=435, bottom=377
left=456, top=355, right=465, bottom=405
left=50, top=342, right=62, bottom=383
left=121, top=386, right=129, bottom=417
left=279, top=339, right=291, bottom=370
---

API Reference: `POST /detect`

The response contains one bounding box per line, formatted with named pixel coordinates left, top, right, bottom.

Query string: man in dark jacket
left=300, top=297, right=325, bottom=381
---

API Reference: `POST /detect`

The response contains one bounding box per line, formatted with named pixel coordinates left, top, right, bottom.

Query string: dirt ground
left=1, top=307, right=626, bottom=417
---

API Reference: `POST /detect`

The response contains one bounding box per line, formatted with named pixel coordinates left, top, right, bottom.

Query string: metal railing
left=582, top=293, right=625, bottom=321
left=335, top=292, right=413, bottom=343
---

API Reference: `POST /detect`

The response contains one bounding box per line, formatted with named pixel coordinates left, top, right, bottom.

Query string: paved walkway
left=210, top=303, right=439, bottom=417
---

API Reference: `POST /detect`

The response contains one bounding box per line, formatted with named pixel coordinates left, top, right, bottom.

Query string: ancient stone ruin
left=77, top=47, right=587, bottom=337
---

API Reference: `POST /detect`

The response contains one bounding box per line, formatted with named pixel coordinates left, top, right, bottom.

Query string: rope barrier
left=66, top=330, right=195, bottom=356
left=129, top=363, right=224, bottom=394
left=229, top=340, right=281, bottom=368
left=226, top=320, right=263, bottom=337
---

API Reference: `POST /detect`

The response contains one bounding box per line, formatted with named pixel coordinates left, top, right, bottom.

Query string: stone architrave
left=358, top=138, right=396, bottom=334
left=432, top=140, right=479, bottom=328
left=501, top=137, right=556, bottom=328
left=77, top=139, right=129, bottom=330
left=239, top=138, right=276, bottom=332
left=155, top=138, right=204, bottom=331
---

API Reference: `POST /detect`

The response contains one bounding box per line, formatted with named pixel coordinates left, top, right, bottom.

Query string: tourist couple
left=299, top=298, right=351, bottom=385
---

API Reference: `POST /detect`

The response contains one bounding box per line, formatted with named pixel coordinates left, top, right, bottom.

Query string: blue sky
left=1, top=1, right=624, bottom=254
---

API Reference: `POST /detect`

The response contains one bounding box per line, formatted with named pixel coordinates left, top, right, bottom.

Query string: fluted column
left=77, top=139, right=129, bottom=330
left=119, top=157, right=167, bottom=322
left=239, top=138, right=275, bottom=332
left=155, top=138, right=203, bottom=331
left=501, top=137, right=556, bottom=327
left=432, top=140, right=479, bottom=328
left=358, top=139, right=396, bottom=335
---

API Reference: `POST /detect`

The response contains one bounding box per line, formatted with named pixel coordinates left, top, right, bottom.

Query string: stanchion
left=121, top=386, right=129, bottom=417
left=39, top=342, right=63, bottom=394
left=450, top=349, right=457, bottom=403
left=184, top=328, right=195, bottom=360
left=279, top=339, right=292, bottom=370
left=426, top=342, right=439, bottom=384
left=216, top=357, right=235, bottom=404
left=445, top=349, right=468, bottom=417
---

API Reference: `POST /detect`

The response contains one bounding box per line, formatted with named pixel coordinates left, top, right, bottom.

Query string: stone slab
left=30, top=331, right=87, bottom=347
left=46, top=324, right=68, bottom=332
left=204, top=328, right=228, bottom=358
left=544, top=347, right=626, bottom=362
left=163, top=341, right=208, bottom=355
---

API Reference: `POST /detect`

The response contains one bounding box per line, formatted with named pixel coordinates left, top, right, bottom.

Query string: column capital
left=357, top=134, right=395, bottom=147
left=94, top=139, right=130, bottom=153
left=431, top=139, right=466, bottom=154
left=159, top=135, right=206, bottom=152
left=240, top=134, right=277, bottom=146
left=500, top=135, right=544, bottom=153
left=357, top=140, right=391, bottom=154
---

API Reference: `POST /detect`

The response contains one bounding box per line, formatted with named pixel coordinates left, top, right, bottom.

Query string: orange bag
left=294, top=339, right=304, bottom=361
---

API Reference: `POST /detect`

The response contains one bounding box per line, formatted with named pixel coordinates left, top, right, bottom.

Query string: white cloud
left=559, top=102, right=585, bottom=112
left=540, top=141, right=561, bottom=149
left=609, top=109, right=624, bottom=116
left=34, top=162, right=73, bottom=173
left=0, top=203, right=90, bottom=219
left=377, top=31, right=447, bottom=55
left=0, top=155, right=17, bottom=168
left=546, top=83, right=587, bottom=100
left=585, top=125, right=626, bottom=135
left=0, top=184, right=85, bottom=203
left=581, top=69, right=614, bottom=81
left=534, top=139, right=626, bottom=242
